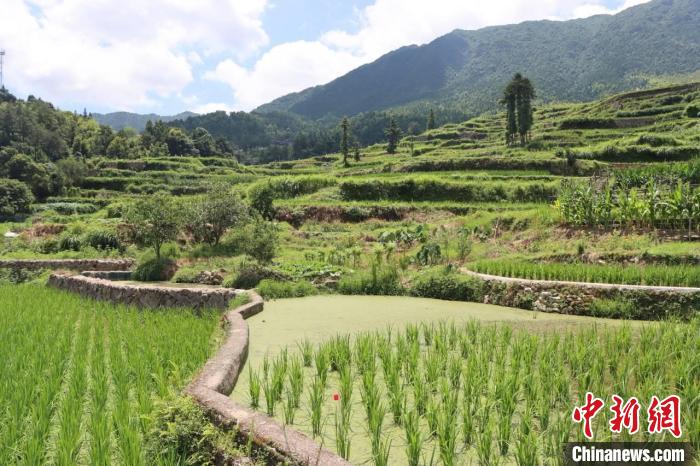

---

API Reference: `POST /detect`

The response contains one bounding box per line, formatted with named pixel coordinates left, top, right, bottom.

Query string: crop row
left=0, top=285, right=218, bottom=465
left=470, top=259, right=700, bottom=288
left=557, top=179, right=700, bottom=231
left=339, top=179, right=559, bottom=203
left=243, top=319, right=699, bottom=464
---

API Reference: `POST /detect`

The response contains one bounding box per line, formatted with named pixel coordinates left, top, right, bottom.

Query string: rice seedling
left=308, top=376, right=324, bottom=438
left=314, top=346, right=330, bottom=387
left=288, top=356, right=304, bottom=409
left=298, top=339, right=314, bottom=367
left=334, top=406, right=351, bottom=460
left=248, top=366, right=261, bottom=409
left=436, top=401, right=458, bottom=466
left=237, top=315, right=698, bottom=465
left=283, top=388, right=296, bottom=425
left=403, top=408, right=422, bottom=466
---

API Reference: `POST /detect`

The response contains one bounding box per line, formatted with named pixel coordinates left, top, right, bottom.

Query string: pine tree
left=385, top=117, right=401, bottom=154
left=340, top=117, right=350, bottom=167
left=352, top=139, right=361, bottom=161
left=427, top=109, right=436, bottom=131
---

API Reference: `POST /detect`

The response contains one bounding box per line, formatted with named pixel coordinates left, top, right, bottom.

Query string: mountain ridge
left=256, top=0, right=700, bottom=119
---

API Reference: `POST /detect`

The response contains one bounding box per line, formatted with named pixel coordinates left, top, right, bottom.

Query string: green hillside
left=259, top=0, right=700, bottom=120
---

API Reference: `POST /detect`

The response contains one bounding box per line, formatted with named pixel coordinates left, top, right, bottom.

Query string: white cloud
left=210, top=0, right=651, bottom=111
left=191, top=102, right=235, bottom=114
left=205, top=41, right=363, bottom=110
left=0, top=0, right=269, bottom=110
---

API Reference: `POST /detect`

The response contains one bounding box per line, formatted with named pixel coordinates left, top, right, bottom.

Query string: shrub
left=636, top=134, right=679, bottom=147
left=132, top=257, right=178, bottom=282
left=58, top=235, right=82, bottom=252
left=587, top=298, right=637, bottom=319
left=686, top=105, right=700, bottom=118
left=337, top=263, right=402, bottom=296
left=224, top=262, right=286, bottom=289
left=409, top=270, right=485, bottom=302
left=243, top=219, right=279, bottom=264
left=559, top=118, right=616, bottom=130
left=83, top=230, right=122, bottom=251
left=0, top=178, right=34, bottom=218
left=257, top=279, right=317, bottom=299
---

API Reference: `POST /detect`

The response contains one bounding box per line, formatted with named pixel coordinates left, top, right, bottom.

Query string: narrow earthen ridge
left=185, top=292, right=351, bottom=466
left=0, top=258, right=134, bottom=271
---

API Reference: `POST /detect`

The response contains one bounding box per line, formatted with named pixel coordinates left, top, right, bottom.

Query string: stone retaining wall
left=0, top=259, right=134, bottom=271
left=463, top=270, right=700, bottom=320
left=185, top=292, right=350, bottom=466
left=48, top=273, right=237, bottom=310
left=81, top=270, right=133, bottom=280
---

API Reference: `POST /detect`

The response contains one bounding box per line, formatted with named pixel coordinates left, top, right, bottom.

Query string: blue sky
left=0, top=0, right=646, bottom=115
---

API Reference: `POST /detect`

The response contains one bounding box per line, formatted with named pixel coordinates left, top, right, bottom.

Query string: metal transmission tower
left=0, top=50, right=5, bottom=89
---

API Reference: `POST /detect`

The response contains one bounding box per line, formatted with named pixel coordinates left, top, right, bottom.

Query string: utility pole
left=0, top=50, right=5, bottom=89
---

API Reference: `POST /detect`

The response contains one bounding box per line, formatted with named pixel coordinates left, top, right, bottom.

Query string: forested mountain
left=258, top=0, right=700, bottom=119
left=92, top=111, right=198, bottom=132
left=0, top=87, right=237, bottom=204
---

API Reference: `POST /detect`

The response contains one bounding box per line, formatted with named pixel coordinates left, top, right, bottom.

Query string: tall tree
left=385, top=117, right=401, bottom=154
left=515, top=76, right=535, bottom=144
left=340, top=117, right=350, bottom=167
left=427, top=109, right=436, bottom=131
left=501, top=73, right=535, bottom=145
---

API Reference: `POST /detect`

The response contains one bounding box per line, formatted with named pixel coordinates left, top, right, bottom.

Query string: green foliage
left=83, top=230, right=123, bottom=251
left=257, top=279, right=317, bottom=299
left=224, top=262, right=285, bottom=289
left=587, top=298, right=636, bottom=319
left=123, top=194, right=182, bottom=259
left=132, top=257, right=178, bottom=282
left=685, top=104, right=700, bottom=118
left=338, top=262, right=402, bottom=296
left=410, top=269, right=485, bottom=301
left=502, top=73, right=535, bottom=145
left=248, top=183, right=275, bottom=220
left=58, top=235, right=82, bottom=252
left=0, top=178, right=34, bottom=218
left=385, top=117, right=402, bottom=154
left=145, top=395, right=246, bottom=466
left=557, top=179, right=700, bottom=231
left=471, top=260, right=700, bottom=288
left=0, top=285, right=219, bottom=465
left=340, top=178, right=558, bottom=203
left=415, top=242, right=442, bottom=266
left=558, top=118, right=617, bottom=130
left=243, top=219, right=279, bottom=264
left=186, top=183, right=247, bottom=246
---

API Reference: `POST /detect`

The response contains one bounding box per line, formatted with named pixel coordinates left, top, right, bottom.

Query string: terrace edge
left=44, top=267, right=350, bottom=465
left=185, top=292, right=351, bottom=466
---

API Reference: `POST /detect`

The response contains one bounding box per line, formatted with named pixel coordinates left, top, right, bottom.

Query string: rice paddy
left=242, top=316, right=699, bottom=465
left=470, top=260, right=700, bottom=288
left=0, top=285, right=220, bottom=465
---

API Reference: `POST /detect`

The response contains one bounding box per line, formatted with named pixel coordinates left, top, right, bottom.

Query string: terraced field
left=0, top=285, right=220, bottom=465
